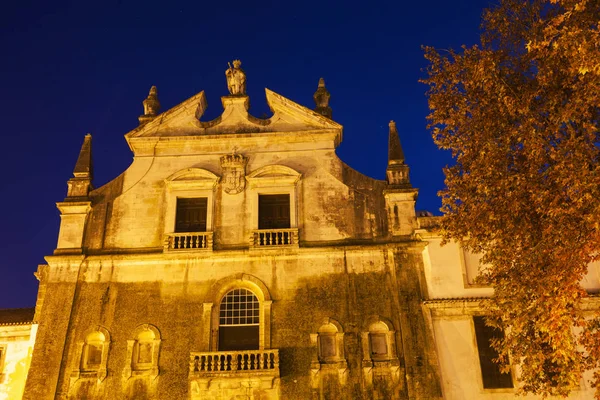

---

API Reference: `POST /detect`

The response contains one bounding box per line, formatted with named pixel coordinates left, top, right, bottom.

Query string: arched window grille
left=218, top=288, right=260, bottom=350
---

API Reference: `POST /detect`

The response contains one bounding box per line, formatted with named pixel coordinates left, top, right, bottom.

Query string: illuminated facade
left=5, top=62, right=599, bottom=399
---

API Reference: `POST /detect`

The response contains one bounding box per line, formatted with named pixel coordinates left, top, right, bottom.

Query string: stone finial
left=388, top=121, right=405, bottom=165
left=225, top=60, right=247, bottom=96
left=66, top=134, right=94, bottom=199
left=139, top=86, right=161, bottom=125
left=73, top=134, right=93, bottom=180
left=313, top=78, right=332, bottom=119
left=386, top=120, right=411, bottom=187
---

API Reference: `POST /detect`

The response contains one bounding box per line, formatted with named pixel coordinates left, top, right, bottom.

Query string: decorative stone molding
left=164, top=168, right=220, bottom=191
left=220, top=152, right=248, bottom=194
left=55, top=201, right=92, bottom=254
left=70, top=326, right=110, bottom=388
left=245, top=165, right=301, bottom=189
left=123, top=324, right=161, bottom=380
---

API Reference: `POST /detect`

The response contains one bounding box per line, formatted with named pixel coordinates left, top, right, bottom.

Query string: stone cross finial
left=313, top=78, right=332, bottom=119
left=225, top=60, right=247, bottom=95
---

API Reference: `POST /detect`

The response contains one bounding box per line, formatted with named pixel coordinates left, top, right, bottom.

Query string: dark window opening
left=258, top=194, right=290, bottom=229
left=218, top=288, right=260, bottom=351
left=473, top=316, right=513, bottom=389
left=175, top=198, right=207, bottom=232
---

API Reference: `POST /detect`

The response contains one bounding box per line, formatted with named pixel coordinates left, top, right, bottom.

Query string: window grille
left=219, top=289, right=260, bottom=326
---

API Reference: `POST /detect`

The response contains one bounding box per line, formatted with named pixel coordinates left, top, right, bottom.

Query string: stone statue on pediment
left=225, top=60, right=246, bottom=95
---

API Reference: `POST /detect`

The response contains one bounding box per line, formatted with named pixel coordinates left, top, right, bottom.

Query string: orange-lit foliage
left=423, top=0, right=600, bottom=397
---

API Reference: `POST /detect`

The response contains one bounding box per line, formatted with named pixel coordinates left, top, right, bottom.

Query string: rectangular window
left=86, top=344, right=103, bottom=368
left=175, top=198, right=208, bottom=232
left=473, top=316, right=513, bottom=389
left=319, top=335, right=337, bottom=359
left=370, top=333, right=388, bottom=358
left=137, top=342, right=153, bottom=365
left=258, top=194, right=290, bottom=229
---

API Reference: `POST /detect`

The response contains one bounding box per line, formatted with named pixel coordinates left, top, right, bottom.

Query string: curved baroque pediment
left=165, top=168, right=220, bottom=190
left=246, top=165, right=301, bottom=188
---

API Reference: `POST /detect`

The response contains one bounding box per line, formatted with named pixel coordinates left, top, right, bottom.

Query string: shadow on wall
left=275, top=271, right=405, bottom=400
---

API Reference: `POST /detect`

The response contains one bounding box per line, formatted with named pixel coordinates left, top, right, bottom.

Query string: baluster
left=232, top=353, right=239, bottom=371
left=274, top=351, right=280, bottom=368
left=257, top=353, right=262, bottom=370
left=200, top=235, right=205, bottom=248
left=243, top=354, right=249, bottom=370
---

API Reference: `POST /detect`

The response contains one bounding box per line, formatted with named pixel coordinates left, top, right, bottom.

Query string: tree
left=422, top=0, right=600, bottom=397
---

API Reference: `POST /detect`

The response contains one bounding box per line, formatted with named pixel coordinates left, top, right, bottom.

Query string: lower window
left=473, top=316, right=513, bottom=389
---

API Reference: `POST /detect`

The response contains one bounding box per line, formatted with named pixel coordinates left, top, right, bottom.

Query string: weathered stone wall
left=83, top=143, right=388, bottom=252
left=24, top=87, right=444, bottom=400
left=24, top=244, right=442, bottom=400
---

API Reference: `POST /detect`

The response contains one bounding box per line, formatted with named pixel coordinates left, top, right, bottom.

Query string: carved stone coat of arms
left=220, top=153, right=248, bottom=194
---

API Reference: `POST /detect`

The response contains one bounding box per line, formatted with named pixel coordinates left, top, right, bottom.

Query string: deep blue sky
left=0, top=0, right=492, bottom=307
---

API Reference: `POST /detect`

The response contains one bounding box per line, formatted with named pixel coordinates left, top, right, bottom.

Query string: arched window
left=133, top=328, right=156, bottom=369
left=317, top=323, right=339, bottom=362
left=310, top=318, right=345, bottom=366
left=218, top=288, right=260, bottom=351
left=71, top=326, right=110, bottom=386
left=81, top=331, right=106, bottom=371
left=361, top=317, right=399, bottom=366
left=368, top=321, right=390, bottom=360
left=124, top=324, right=161, bottom=379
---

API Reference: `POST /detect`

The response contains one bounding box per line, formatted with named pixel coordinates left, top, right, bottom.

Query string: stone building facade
left=0, top=308, right=36, bottom=400
left=11, top=62, right=600, bottom=399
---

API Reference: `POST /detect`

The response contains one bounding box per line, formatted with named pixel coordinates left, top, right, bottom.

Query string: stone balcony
left=250, top=228, right=298, bottom=248
left=189, top=350, right=280, bottom=398
left=163, top=232, right=213, bottom=252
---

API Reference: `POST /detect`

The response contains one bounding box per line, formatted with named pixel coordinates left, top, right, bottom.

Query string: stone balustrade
left=417, top=216, right=442, bottom=229
left=250, top=228, right=298, bottom=247
left=190, top=349, right=279, bottom=374
left=164, top=232, right=213, bottom=251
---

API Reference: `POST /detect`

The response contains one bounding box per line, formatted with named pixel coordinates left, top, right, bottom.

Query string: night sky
left=0, top=0, right=492, bottom=308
